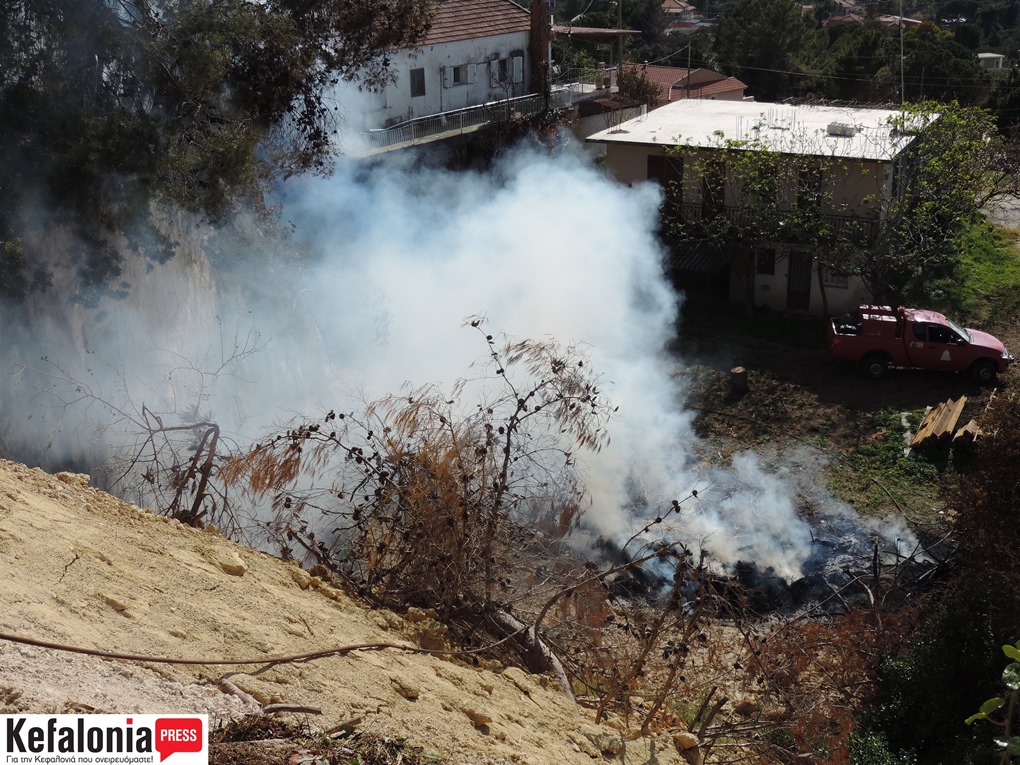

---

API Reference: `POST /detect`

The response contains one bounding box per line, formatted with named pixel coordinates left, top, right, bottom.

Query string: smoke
left=276, top=141, right=916, bottom=580
left=1, top=133, right=917, bottom=582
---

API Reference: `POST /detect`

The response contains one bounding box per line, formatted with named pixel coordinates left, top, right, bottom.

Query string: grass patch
left=826, top=409, right=945, bottom=519
left=681, top=363, right=828, bottom=453
left=928, top=219, right=1020, bottom=325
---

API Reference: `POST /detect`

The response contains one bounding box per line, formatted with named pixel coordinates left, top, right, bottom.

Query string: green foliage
left=0, top=0, right=433, bottom=299
left=816, top=20, right=988, bottom=104
left=853, top=102, right=1009, bottom=303
left=965, top=641, right=1020, bottom=763
left=628, top=30, right=716, bottom=75
left=0, top=239, right=31, bottom=302
left=863, top=390, right=1020, bottom=763
left=922, top=219, right=1020, bottom=324
left=657, top=101, right=1014, bottom=307
left=950, top=390, right=1020, bottom=639
left=864, top=594, right=1001, bottom=764
left=821, top=22, right=896, bottom=102
left=617, top=65, right=661, bottom=106
left=712, top=0, right=822, bottom=99
left=848, top=731, right=916, bottom=765
left=899, top=23, right=991, bottom=104
left=985, top=68, right=1020, bottom=131
left=826, top=409, right=945, bottom=513
left=661, top=123, right=871, bottom=310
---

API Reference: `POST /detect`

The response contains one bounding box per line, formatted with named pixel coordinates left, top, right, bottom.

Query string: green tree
left=985, top=66, right=1020, bottom=131
left=713, top=0, right=822, bottom=99
left=864, top=102, right=1016, bottom=303
left=892, top=22, right=991, bottom=104
left=659, top=124, right=875, bottom=314
left=0, top=0, right=433, bottom=301
left=617, top=65, right=661, bottom=106
left=821, top=21, right=896, bottom=102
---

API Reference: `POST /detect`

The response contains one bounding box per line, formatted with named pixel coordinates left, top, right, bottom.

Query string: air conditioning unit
left=826, top=122, right=858, bottom=137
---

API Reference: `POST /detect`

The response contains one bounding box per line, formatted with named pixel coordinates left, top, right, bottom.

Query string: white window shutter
left=467, top=64, right=476, bottom=84
left=489, top=61, right=499, bottom=87
left=512, top=56, right=524, bottom=84
left=443, top=66, right=452, bottom=88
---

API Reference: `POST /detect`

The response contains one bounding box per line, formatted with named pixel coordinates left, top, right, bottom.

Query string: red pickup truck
left=829, top=305, right=1013, bottom=383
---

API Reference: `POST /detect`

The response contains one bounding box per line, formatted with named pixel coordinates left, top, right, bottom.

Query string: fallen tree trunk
left=488, top=608, right=577, bottom=708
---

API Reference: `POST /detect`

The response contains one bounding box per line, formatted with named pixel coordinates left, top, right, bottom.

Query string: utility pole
left=617, top=0, right=624, bottom=73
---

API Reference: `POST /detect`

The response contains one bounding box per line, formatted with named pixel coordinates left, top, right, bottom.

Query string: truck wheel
left=970, top=360, right=998, bottom=385
left=860, top=354, right=890, bottom=380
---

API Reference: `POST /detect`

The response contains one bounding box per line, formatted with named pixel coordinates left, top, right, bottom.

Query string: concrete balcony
left=359, top=88, right=580, bottom=154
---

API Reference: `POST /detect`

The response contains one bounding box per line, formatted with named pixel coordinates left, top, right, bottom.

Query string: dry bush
left=738, top=607, right=916, bottom=763
left=950, top=388, right=1020, bottom=640
left=223, top=320, right=615, bottom=617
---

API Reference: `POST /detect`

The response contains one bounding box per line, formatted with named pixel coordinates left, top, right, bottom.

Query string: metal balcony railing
left=550, top=65, right=617, bottom=94
left=362, top=89, right=577, bottom=150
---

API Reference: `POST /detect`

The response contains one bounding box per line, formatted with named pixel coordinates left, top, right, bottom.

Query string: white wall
left=361, top=33, right=531, bottom=130
left=738, top=249, right=871, bottom=315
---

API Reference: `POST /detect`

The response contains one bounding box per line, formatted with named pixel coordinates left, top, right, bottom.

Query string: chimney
left=530, top=0, right=551, bottom=101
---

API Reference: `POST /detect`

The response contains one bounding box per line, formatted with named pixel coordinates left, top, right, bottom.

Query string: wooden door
left=786, top=252, right=812, bottom=311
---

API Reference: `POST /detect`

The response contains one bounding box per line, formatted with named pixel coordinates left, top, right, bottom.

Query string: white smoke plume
left=3, top=136, right=915, bottom=581
left=276, top=141, right=900, bottom=579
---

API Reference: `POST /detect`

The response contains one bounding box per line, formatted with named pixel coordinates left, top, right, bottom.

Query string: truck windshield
left=947, top=318, right=972, bottom=343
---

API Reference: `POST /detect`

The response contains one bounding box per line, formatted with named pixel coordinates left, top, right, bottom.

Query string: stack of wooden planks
left=909, top=397, right=969, bottom=449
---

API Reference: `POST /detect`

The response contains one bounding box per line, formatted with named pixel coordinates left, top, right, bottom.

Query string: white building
left=977, top=52, right=1007, bottom=72
left=587, top=100, right=923, bottom=315
left=360, top=0, right=533, bottom=132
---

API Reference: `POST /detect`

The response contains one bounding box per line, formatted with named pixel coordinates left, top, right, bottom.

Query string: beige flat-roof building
left=587, top=100, right=923, bottom=315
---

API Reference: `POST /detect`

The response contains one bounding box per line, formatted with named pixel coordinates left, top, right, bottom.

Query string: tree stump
left=729, top=367, right=748, bottom=397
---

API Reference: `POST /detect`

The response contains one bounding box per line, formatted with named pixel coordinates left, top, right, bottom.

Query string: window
left=491, top=56, right=524, bottom=87
left=928, top=325, right=962, bottom=344
left=443, top=64, right=474, bottom=88
left=820, top=265, right=848, bottom=288
left=798, top=166, right=822, bottom=210
left=410, top=68, right=425, bottom=98
left=702, top=160, right=725, bottom=219
left=647, top=155, right=683, bottom=210
left=756, top=248, right=776, bottom=275
left=494, top=58, right=510, bottom=85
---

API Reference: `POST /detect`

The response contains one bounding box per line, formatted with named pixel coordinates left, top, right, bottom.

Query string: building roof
left=876, top=13, right=923, bottom=25
left=623, top=64, right=747, bottom=105
left=661, top=0, right=696, bottom=13
left=586, top=99, right=921, bottom=160
left=822, top=11, right=866, bottom=25
left=551, top=24, right=643, bottom=38
left=422, top=0, right=530, bottom=46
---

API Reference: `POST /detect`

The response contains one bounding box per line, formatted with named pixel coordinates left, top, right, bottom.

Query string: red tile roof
left=687, top=76, right=748, bottom=100
left=629, top=64, right=692, bottom=102
left=623, top=64, right=747, bottom=105
left=422, top=0, right=531, bottom=45
left=661, top=0, right=696, bottom=13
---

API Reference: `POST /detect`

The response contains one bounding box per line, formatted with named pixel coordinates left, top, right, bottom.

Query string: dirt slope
left=0, top=459, right=683, bottom=765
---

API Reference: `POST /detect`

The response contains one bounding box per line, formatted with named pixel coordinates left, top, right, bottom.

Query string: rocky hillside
left=0, top=458, right=686, bottom=765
